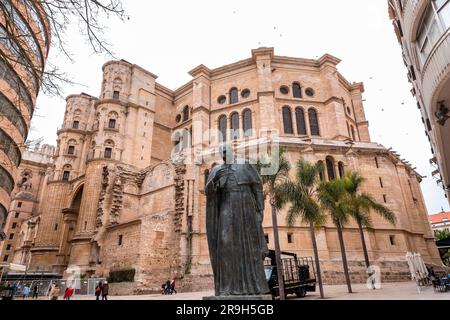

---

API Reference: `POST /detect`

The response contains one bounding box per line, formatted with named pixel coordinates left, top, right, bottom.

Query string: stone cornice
left=106, top=218, right=141, bottom=231
left=155, top=121, right=173, bottom=132
left=30, top=246, right=59, bottom=253
left=252, top=47, right=274, bottom=60
left=192, top=106, right=210, bottom=114
left=210, top=99, right=257, bottom=115
left=102, top=60, right=158, bottom=79
left=318, top=53, right=342, bottom=66
left=155, top=83, right=175, bottom=98
left=66, top=92, right=97, bottom=102
left=174, top=81, right=194, bottom=99
left=277, top=137, right=422, bottom=177
left=188, top=64, right=212, bottom=78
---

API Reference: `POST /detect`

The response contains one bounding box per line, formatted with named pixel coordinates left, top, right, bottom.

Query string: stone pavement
left=30, top=281, right=450, bottom=300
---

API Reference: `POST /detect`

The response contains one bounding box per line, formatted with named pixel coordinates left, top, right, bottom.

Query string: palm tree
left=281, top=159, right=326, bottom=299
left=343, top=172, right=397, bottom=269
left=257, top=148, right=291, bottom=300
left=318, top=178, right=353, bottom=293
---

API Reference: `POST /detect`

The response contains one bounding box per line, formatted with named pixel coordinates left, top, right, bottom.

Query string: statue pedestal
left=203, top=295, right=273, bottom=301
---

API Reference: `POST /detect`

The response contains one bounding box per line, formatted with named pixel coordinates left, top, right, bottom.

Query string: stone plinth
left=203, top=295, right=273, bottom=301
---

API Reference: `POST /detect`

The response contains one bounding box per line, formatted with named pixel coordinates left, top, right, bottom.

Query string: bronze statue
left=205, top=144, right=270, bottom=296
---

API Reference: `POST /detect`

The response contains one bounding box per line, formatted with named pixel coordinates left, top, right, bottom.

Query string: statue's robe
left=205, top=162, right=269, bottom=296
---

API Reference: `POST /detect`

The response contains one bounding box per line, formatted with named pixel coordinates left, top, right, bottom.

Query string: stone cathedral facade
left=22, top=48, right=441, bottom=293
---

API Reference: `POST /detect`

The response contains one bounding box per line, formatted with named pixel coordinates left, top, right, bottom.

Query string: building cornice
left=106, top=218, right=141, bottom=231
left=102, top=60, right=158, bottom=79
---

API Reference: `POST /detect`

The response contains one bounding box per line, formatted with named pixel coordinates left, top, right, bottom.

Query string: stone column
left=252, top=48, right=276, bottom=135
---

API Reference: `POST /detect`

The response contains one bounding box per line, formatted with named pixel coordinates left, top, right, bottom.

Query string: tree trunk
left=309, top=222, right=325, bottom=299
left=271, top=204, right=285, bottom=300
left=357, top=218, right=370, bottom=269
left=336, top=220, right=352, bottom=293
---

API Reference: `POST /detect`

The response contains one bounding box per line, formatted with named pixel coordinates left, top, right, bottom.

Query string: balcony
left=421, top=31, right=450, bottom=109
left=104, top=122, right=120, bottom=132
left=86, top=150, right=117, bottom=162
left=63, top=150, right=78, bottom=158
left=57, top=123, right=88, bottom=133
left=403, top=0, right=423, bottom=40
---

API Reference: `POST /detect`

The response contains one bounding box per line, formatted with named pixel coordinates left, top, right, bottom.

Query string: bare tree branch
left=1, top=0, right=126, bottom=98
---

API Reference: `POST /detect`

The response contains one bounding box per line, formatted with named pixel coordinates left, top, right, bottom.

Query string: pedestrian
left=101, top=281, right=109, bottom=300
left=4, top=283, right=12, bottom=300
left=22, top=285, right=30, bottom=299
left=64, top=287, right=74, bottom=300
left=165, top=279, right=171, bottom=295
left=11, top=283, right=18, bottom=300
left=32, top=284, right=39, bottom=299
left=170, top=278, right=177, bottom=294
left=50, top=284, right=60, bottom=300
left=95, top=282, right=102, bottom=300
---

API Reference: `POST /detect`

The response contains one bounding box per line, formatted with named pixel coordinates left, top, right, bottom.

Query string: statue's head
left=219, top=143, right=234, bottom=164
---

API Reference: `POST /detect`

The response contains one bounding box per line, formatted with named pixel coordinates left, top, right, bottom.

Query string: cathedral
left=1, top=48, right=442, bottom=294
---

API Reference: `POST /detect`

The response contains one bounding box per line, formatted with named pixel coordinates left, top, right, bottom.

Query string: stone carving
left=17, top=169, right=33, bottom=190
left=96, top=166, right=109, bottom=229
left=110, top=176, right=124, bottom=225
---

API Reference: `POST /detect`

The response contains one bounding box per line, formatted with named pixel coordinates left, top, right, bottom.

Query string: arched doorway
left=59, top=185, right=84, bottom=266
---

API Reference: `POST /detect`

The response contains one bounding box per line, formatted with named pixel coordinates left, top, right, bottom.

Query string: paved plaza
left=28, top=281, right=450, bottom=301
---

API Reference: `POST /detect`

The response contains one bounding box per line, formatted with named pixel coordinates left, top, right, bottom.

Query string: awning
left=436, top=237, right=450, bottom=249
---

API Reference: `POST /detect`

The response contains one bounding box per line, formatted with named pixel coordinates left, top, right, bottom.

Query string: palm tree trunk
left=271, top=204, right=285, bottom=300
left=309, top=222, right=324, bottom=299
left=357, top=218, right=370, bottom=269
left=336, top=220, right=352, bottom=293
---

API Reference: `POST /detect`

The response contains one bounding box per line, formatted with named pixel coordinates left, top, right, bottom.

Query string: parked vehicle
left=264, top=250, right=316, bottom=299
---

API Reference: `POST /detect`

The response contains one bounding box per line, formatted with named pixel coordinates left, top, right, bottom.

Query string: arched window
left=282, top=106, right=294, bottom=134
left=293, top=82, right=302, bottom=98
left=108, top=118, right=117, bottom=129
left=230, top=112, right=240, bottom=140
left=338, top=162, right=345, bottom=178
left=317, top=161, right=325, bottom=181
left=308, top=108, right=320, bottom=136
left=182, top=129, right=190, bottom=149
left=243, top=109, right=253, bottom=137
left=67, top=139, right=77, bottom=155
left=62, top=165, right=72, bottom=181
left=326, top=157, right=336, bottom=180
left=295, top=107, right=307, bottom=135
left=350, top=125, right=356, bottom=141
left=218, top=115, right=227, bottom=142
left=183, top=106, right=190, bottom=122
left=173, top=131, right=181, bottom=153
left=104, top=140, right=115, bottom=159
left=229, top=88, right=239, bottom=104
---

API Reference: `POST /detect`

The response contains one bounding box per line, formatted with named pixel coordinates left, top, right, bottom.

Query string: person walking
left=22, top=285, right=30, bottom=299
left=10, top=283, right=18, bottom=300
left=101, top=281, right=109, bottom=300
left=50, top=284, right=60, bottom=300
left=165, top=279, right=171, bottom=295
left=32, top=284, right=39, bottom=299
left=94, top=282, right=102, bottom=300
left=64, top=287, right=74, bottom=300
left=170, top=278, right=177, bottom=294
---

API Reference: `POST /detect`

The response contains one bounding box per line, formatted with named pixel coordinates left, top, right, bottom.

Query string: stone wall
left=109, top=282, right=138, bottom=296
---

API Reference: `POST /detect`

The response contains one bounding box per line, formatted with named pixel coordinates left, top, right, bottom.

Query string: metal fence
left=1, top=278, right=106, bottom=298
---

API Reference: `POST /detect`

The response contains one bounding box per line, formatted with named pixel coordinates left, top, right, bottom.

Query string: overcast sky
left=29, top=0, right=450, bottom=215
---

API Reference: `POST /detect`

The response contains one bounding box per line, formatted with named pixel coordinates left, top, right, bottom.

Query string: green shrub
left=107, top=269, right=136, bottom=283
